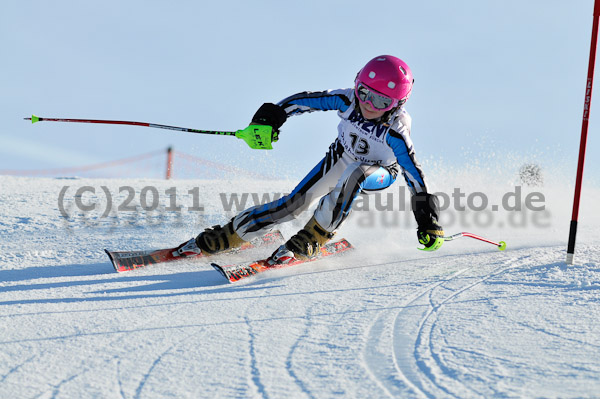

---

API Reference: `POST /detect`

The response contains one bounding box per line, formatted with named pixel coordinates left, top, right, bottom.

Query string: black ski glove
left=251, top=103, right=288, bottom=142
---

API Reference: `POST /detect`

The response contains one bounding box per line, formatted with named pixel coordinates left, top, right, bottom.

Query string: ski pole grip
left=235, top=125, right=274, bottom=150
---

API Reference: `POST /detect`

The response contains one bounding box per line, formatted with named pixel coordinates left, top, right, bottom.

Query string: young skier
left=176, top=55, right=444, bottom=264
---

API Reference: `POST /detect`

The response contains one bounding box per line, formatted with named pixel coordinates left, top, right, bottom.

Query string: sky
left=1, top=0, right=599, bottom=187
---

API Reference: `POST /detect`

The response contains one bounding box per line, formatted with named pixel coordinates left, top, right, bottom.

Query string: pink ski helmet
left=355, top=55, right=414, bottom=109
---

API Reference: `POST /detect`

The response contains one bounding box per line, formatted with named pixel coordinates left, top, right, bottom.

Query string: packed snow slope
left=1, top=164, right=599, bottom=398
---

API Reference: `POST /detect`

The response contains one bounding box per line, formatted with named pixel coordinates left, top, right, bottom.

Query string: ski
left=211, top=238, right=354, bottom=283
left=105, top=231, right=284, bottom=273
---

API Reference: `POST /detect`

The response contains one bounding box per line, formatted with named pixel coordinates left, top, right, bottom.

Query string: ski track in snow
left=244, top=287, right=271, bottom=399
left=245, top=315, right=268, bottom=399
left=393, top=269, right=470, bottom=398
left=133, top=332, right=185, bottom=399
left=0, top=354, right=37, bottom=385
left=284, top=303, right=318, bottom=399
left=1, top=176, right=600, bottom=398
left=115, top=357, right=127, bottom=399
left=410, top=259, right=517, bottom=398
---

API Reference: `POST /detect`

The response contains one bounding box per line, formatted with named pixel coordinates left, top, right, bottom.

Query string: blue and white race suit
left=233, top=88, right=431, bottom=241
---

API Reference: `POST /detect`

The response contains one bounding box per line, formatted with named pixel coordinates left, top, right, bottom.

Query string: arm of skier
left=249, top=89, right=353, bottom=132
left=277, top=89, right=353, bottom=116
left=385, top=122, right=445, bottom=251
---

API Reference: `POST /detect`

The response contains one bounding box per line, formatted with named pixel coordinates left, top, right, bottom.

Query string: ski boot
left=195, top=221, right=246, bottom=255
left=267, top=216, right=334, bottom=265
left=174, top=221, right=245, bottom=258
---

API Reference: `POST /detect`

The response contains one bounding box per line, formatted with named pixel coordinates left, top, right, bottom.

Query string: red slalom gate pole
left=166, top=147, right=174, bottom=180
left=567, top=0, right=600, bottom=264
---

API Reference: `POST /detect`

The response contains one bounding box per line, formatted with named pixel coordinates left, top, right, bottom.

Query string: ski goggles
left=355, top=83, right=399, bottom=111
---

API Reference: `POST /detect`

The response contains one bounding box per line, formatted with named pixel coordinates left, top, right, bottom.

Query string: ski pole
left=24, top=115, right=276, bottom=150
left=443, top=232, right=507, bottom=251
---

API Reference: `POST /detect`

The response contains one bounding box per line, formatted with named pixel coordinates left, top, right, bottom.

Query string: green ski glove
left=417, top=220, right=444, bottom=251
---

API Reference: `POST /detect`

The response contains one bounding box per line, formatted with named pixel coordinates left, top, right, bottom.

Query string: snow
left=1, top=173, right=599, bottom=398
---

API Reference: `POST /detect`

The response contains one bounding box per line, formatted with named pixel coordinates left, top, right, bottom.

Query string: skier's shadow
left=0, top=262, right=114, bottom=283
left=0, top=260, right=247, bottom=307
left=94, top=269, right=228, bottom=294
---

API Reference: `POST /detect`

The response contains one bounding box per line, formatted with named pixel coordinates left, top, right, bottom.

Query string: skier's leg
left=314, top=162, right=396, bottom=232
left=196, top=142, right=347, bottom=254
left=270, top=162, right=396, bottom=262
left=229, top=141, right=347, bottom=240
